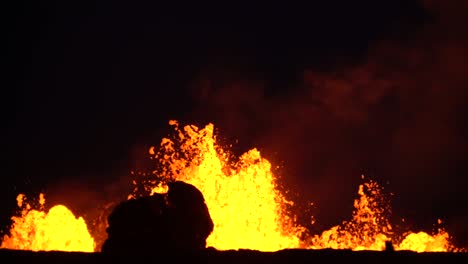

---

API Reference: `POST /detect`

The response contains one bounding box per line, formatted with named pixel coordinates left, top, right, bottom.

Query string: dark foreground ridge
left=1, top=248, right=467, bottom=264
left=2, top=181, right=467, bottom=263
left=102, top=180, right=214, bottom=253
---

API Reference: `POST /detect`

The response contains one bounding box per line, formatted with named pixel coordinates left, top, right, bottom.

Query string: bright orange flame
left=139, top=120, right=305, bottom=251
left=308, top=177, right=392, bottom=250
left=0, top=193, right=95, bottom=252
left=307, top=177, right=457, bottom=252
left=397, top=231, right=452, bottom=252
left=138, top=120, right=463, bottom=252
left=2, top=120, right=465, bottom=253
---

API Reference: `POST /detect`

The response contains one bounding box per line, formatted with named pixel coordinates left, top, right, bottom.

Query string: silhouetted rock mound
left=101, top=181, right=214, bottom=254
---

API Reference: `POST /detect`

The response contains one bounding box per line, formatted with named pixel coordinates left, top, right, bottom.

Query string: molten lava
left=130, top=120, right=304, bottom=251
left=134, top=120, right=462, bottom=252
left=0, top=193, right=95, bottom=252
left=1, top=120, right=464, bottom=253
left=307, top=177, right=455, bottom=252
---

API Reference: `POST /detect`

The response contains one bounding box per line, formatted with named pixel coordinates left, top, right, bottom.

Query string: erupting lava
left=0, top=194, right=95, bottom=252
left=1, top=120, right=464, bottom=253
left=307, top=178, right=454, bottom=252
left=133, top=120, right=460, bottom=252
left=132, top=120, right=305, bottom=251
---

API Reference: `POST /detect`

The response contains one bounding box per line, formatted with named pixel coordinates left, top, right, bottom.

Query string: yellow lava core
left=139, top=120, right=304, bottom=251
left=136, top=120, right=462, bottom=252
left=2, top=120, right=465, bottom=253
left=307, top=177, right=456, bottom=252
left=0, top=193, right=95, bottom=252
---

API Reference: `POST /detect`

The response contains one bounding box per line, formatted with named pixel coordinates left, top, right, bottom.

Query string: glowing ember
left=135, top=120, right=305, bottom=251
left=307, top=176, right=457, bottom=252
left=135, top=120, right=463, bottom=252
left=307, top=177, right=393, bottom=251
left=2, top=120, right=465, bottom=253
left=0, top=193, right=95, bottom=252
left=397, top=231, right=452, bottom=252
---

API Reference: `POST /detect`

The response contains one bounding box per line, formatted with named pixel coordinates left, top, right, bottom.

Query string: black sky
left=3, top=1, right=468, bottom=248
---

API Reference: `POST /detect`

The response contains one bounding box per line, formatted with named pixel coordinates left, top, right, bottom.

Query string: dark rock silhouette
left=385, top=240, right=395, bottom=252
left=165, top=181, right=214, bottom=250
left=101, top=181, right=214, bottom=254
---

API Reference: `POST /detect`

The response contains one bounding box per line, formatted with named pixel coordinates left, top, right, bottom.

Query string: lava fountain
left=131, top=120, right=463, bottom=252
left=132, top=120, right=305, bottom=251
left=0, top=194, right=95, bottom=252
left=1, top=120, right=465, bottom=252
left=307, top=177, right=455, bottom=252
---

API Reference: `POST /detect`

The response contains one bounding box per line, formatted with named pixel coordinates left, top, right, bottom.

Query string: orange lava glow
left=307, top=177, right=456, bottom=252
left=136, top=120, right=464, bottom=252
left=1, top=120, right=465, bottom=253
left=139, top=120, right=305, bottom=251
left=0, top=193, right=95, bottom=252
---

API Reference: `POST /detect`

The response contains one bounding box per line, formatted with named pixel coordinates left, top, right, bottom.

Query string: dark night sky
left=3, top=1, right=468, bottom=248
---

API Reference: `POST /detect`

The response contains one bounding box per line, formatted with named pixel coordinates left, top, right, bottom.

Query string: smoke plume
left=185, top=1, right=468, bottom=247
